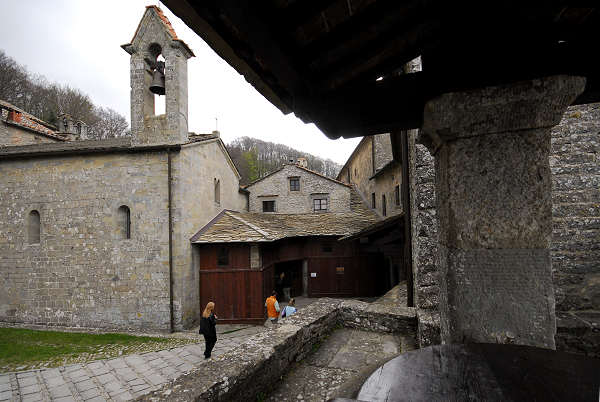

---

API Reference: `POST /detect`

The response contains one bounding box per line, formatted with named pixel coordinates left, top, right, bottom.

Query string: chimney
left=296, top=157, right=308, bottom=168
left=212, top=130, right=220, bottom=137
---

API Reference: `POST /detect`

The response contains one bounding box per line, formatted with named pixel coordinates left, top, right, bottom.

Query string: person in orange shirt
left=265, top=290, right=280, bottom=325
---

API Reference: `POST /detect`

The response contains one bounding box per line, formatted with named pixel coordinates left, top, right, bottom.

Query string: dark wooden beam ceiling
left=162, top=0, right=600, bottom=138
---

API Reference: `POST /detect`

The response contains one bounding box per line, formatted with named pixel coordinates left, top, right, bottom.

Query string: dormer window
left=289, top=177, right=300, bottom=191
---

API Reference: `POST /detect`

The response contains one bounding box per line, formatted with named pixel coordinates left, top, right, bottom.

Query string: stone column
left=421, top=75, right=586, bottom=349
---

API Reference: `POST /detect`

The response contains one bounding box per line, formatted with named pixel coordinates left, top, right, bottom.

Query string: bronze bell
left=149, top=69, right=165, bottom=95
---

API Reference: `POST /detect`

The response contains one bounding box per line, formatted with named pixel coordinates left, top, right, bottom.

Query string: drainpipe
left=168, top=149, right=174, bottom=332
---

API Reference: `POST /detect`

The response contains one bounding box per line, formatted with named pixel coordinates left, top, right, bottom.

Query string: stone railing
left=139, top=298, right=416, bottom=401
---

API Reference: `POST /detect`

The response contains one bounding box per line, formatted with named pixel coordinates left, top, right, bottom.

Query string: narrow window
left=263, top=200, right=275, bottom=212
left=313, top=198, right=328, bottom=211
left=28, top=210, right=40, bottom=244
left=395, top=185, right=400, bottom=206
left=371, top=193, right=376, bottom=209
left=382, top=194, right=387, bottom=216
left=217, top=247, right=229, bottom=266
left=289, top=177, right=300, bottom=191
left=214, top=179, right=220, bottom=204
left=118, top=205, right=131, bottom=239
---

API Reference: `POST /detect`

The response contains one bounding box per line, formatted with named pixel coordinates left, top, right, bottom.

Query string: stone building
left=0, top=100, right=66, bottom=146
left=190, top=160, right=390, bottom=323
left=245, top=162, right=355, bottom=214
left=0, top=6, right=246, bottom=332
left=337, top=133, right=402, bottom=218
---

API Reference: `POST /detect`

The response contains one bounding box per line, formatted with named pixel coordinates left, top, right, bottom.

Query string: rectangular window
left=371, top=193, right=376, bottom=209
left=382, top=194, right=387, bottom=216
left=263, top=200, right=276, bottom=212
left=289, top=177, right=300, bottom=191
left=395, top=185, right=400, bottom=206
left=313, top=198, right=328, bottom=211
left=217, top=247, right=229, bottom=266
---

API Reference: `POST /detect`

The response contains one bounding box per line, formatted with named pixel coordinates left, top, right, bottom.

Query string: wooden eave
left=162, top=1, right=600, bottom=139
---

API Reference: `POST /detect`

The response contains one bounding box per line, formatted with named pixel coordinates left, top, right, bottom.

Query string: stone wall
left=0, top=151, right=172, bottom=331
left=550, top=103, right=600, bottom=312
left=407, top=129, right=441, bottom=347
left=337, top=137, right=374, bottom=199
left=373, top=133, right=393, bottom=171
left=372, top=164, right=403, bottom=218
left=171, top=140, right=246, bottom=330
left=338, top=134, right=401, bottom=218
left=1, top=121, right=58, bottom=147
left=141, top=298, right=416, bottom=401
left=247, top=164, right=351, bottom=213
left=550, top=102, right=600, bottom=356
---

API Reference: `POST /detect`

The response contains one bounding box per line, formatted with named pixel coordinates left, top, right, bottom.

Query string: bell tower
left=122, top=6, right=194, bottom=145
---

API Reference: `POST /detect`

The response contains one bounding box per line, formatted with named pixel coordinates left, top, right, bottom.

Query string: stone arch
left=28, top=210, right=41, bottom=244
left=117, top=205, right=131, bottom=239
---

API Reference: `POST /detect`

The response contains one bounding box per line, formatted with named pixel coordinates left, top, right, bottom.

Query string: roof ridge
left=226, top=211, right=271, bottom=239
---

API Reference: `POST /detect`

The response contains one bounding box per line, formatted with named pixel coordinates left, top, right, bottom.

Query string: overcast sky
left=0, top=1, right=361, bottom=164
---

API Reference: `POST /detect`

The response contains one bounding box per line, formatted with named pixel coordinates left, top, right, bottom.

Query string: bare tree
left=0, top=49, right=129, bottom=138
left=89, top=107, right=129, bottom=139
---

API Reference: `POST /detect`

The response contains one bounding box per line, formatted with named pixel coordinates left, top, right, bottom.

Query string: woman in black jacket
left=199, top=301, right=217, bottom=359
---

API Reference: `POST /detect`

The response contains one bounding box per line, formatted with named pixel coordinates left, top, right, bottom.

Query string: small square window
left=289, top=177, right=300, bottom=191
left=217, top=247, right=229, bottom=266
left=263, top=200, right=276, bottom=212
left=313, top=198, right=328, bottom=211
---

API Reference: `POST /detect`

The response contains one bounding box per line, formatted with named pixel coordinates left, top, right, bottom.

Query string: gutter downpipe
left=168, top=149, right=175, bottom=332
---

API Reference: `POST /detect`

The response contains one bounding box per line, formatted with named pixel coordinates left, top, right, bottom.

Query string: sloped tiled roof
left=126, top=6, right=194, bottom=57
left=0, top=100, right=65, bottom=141
left=191, top=208, right=379, bottom=243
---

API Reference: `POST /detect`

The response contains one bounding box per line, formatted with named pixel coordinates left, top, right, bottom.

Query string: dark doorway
left=275, top=260, right=303, bottom=301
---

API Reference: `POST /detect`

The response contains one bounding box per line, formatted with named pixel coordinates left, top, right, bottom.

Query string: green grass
left=0, top=328, right=190, bottom=372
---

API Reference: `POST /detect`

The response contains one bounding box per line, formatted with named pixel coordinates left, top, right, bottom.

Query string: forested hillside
left=226, top=136, right=342, bottom=185
left=0, top=50, right=128, bottom=139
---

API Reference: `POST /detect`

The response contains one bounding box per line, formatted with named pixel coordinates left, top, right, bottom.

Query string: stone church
left=0, top=6, right=246, bottom=332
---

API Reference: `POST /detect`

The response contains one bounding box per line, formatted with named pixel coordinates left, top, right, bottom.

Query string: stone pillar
left=421, top=75, right=586, bottom=349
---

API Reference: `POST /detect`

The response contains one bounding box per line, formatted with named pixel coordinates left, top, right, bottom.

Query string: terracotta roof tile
left=0, top=100, right=65, bottom=141
left=147, top=5, right=178, bottom=39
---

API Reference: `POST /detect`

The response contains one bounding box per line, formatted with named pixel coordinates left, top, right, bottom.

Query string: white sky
left=0, top=0, right=361, bottom=164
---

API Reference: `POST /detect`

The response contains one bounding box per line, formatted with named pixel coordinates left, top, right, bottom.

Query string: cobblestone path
left=0, top=327, right=263, bottom=402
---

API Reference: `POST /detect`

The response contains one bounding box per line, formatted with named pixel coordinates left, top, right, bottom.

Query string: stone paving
left=265, top=328, right=415, bottom=401
left=0, top=326, right=264, bottom=402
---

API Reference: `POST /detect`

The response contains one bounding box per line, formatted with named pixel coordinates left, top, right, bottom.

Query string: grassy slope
left=0, top=328, right=194, bottom=372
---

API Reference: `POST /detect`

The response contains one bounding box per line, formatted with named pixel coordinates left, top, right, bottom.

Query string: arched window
left=214, top=179, right=220, bottom=205
left=118, top=205, right=131, bottom=239
left=28, top=210, right=41, bottom=244
left=148, top=43, right=166, bottom=116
